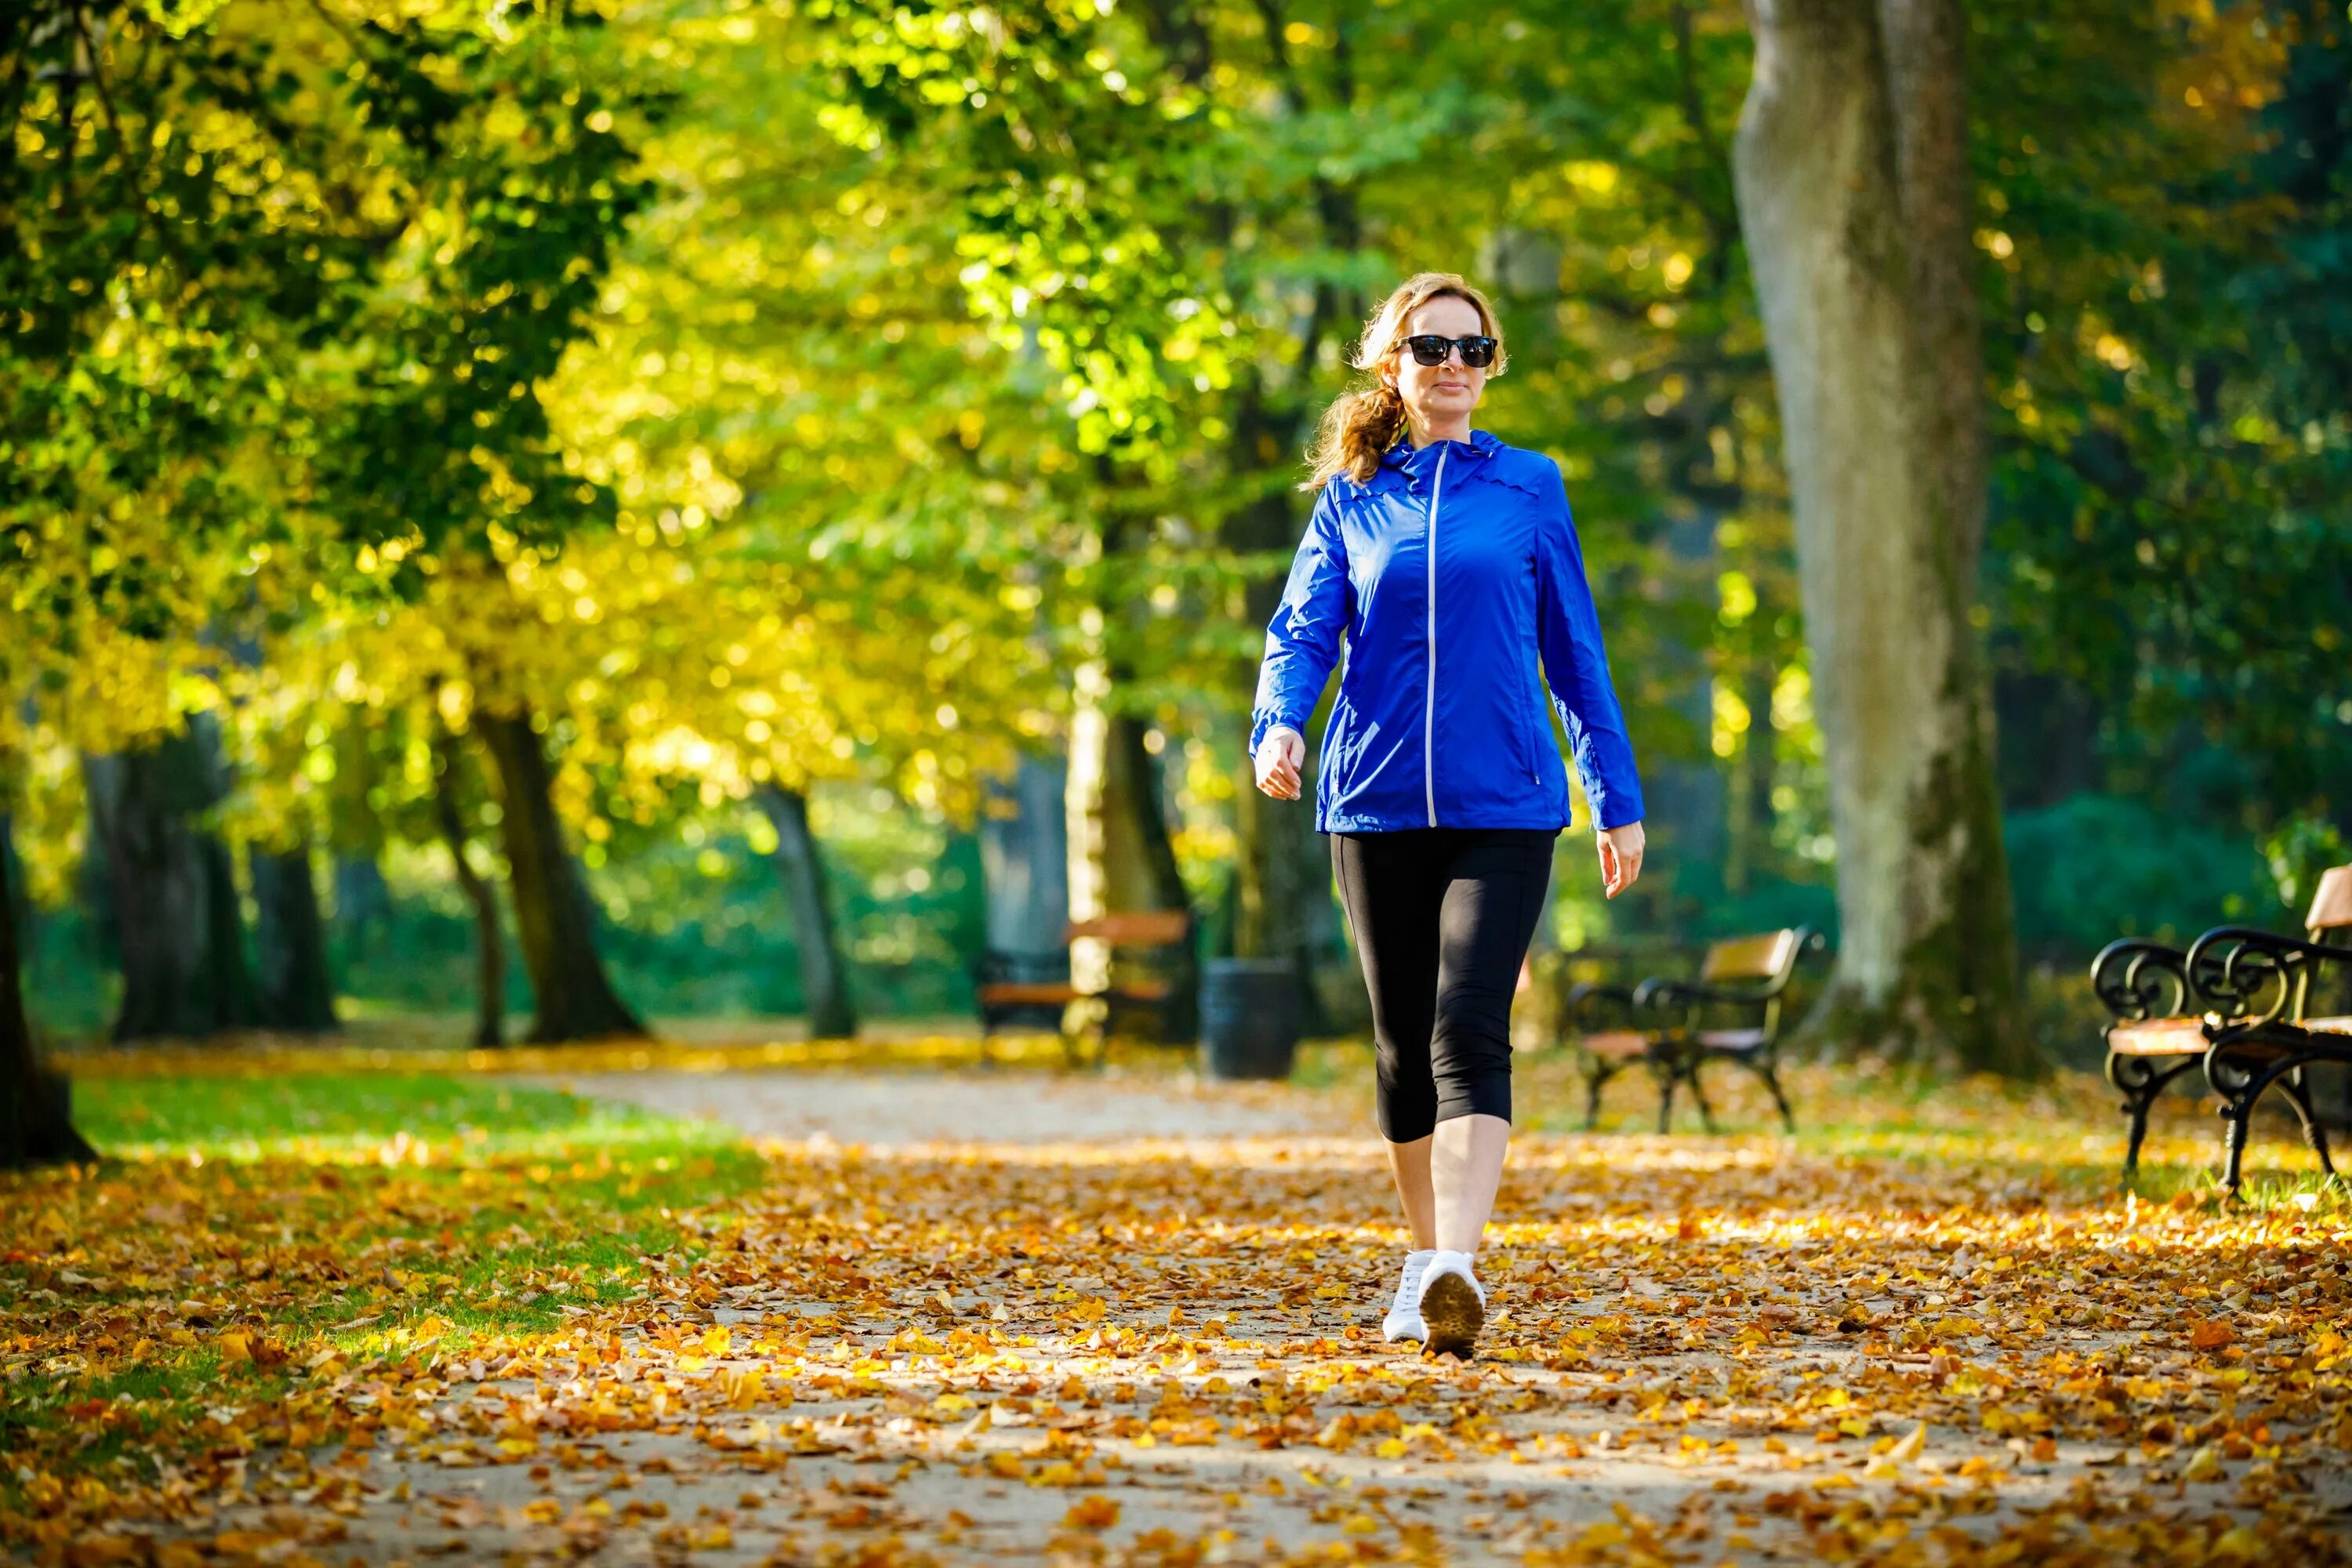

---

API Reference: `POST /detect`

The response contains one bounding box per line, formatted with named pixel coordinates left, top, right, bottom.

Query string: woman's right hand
left=1254, top=728, right=1305, bottom=800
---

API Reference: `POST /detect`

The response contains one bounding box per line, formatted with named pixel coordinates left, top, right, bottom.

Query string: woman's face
left=1385, top=294, right=1490, bottom=431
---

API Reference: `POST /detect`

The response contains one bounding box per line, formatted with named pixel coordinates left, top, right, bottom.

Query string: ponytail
left=1302, top=382, right=1410, bottom=493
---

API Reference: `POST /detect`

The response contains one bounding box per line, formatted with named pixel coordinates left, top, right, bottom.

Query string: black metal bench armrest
left=976, top=948, right=1072, bottom=987
left=1632, top=977, right=1771, bottom=1011
left=1563, top=982, right=1640, bottom=1031
left=2184, top=925, right=2351, bottom=1027
left=2089, top=939, right=2194, bottom=1025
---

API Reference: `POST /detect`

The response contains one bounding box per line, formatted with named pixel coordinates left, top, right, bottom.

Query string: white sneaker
left=1381, top=1250, right=1437, bottom=1343
left=1417, top=1250, right=1486, bottom=1359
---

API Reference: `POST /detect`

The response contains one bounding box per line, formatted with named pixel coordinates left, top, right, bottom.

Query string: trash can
left=1199, top=958, right=1301, bottom=1080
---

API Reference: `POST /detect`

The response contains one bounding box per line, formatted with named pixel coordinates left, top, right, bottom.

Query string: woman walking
left=1251, top=272, right=1646, bottom=1359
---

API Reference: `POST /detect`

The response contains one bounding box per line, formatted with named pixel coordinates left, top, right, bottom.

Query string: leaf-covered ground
left=5, top=1037, right=2351, bottom=1566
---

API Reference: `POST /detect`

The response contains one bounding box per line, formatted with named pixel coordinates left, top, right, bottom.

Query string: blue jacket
left=1250, top=428, right=1645, bottom=834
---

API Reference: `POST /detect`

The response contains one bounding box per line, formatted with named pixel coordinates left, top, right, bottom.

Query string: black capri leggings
left=1330, top=827, right=1557, bottom=1143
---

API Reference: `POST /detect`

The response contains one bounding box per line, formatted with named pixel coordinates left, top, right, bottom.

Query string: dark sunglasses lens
left=1405, top=335, right=1496, bottom=368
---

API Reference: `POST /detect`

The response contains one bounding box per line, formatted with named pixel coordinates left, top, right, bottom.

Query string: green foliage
left=307, top=8, right=659, bottom=565
left=1980, top=0, right=2352, bottom=823
left=2006, top=792, right=2274, bottom=960
left=1, top=2, right=654, bottom=749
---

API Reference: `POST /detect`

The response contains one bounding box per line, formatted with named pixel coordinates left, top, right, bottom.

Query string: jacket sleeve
left=1250, top=485, right=1352, bottom=757
left=1534, top=462, right=1645, bottom=829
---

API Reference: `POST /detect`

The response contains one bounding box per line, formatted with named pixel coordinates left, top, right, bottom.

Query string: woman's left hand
left=1597, top=821, right=1645, bottom=899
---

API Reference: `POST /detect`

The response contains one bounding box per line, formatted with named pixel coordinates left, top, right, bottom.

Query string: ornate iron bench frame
left=2180, top=865, right=2352, bottom=1196
left=2089, top=938, right=2212, bottom=1181
left=2092, top=864, right=2351, bottom=1196
left=1565, top=927, right=1824, bottom=1134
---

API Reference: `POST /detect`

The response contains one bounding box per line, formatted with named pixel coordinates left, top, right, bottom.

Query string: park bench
left=2089, top=938, right=2212, bottom=1181
left=2178, top=865, right=2352, bottom=1196
left=975, top=909, right=1194, bottom=1062
left=1564, top=927, right=1821, bottom=1134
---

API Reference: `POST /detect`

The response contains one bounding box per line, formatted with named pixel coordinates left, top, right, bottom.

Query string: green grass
left=74, top=1071, right=724, bottom=1160
left=5, top=1070, right=775, bottom=1488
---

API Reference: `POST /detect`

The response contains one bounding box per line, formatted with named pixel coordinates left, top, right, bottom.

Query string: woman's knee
left=1377, top=1077, right=1439, bottom=1142
left=1428, top=1022, right=1513, bottom=1124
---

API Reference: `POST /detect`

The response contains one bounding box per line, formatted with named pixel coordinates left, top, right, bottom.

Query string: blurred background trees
left=4, top=0, right=2346, bottom=1117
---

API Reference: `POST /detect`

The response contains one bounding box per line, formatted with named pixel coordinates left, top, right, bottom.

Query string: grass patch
left=74, top=1071, right=720, bottom=1162
left=4, top=1070, right=766, bottom=1490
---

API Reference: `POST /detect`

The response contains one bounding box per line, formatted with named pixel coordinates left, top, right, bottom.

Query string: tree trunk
left=1065, top=669, right=1198, bottom=1042
left=1231, top=742, right=1329, bottom=1032
left=332, top=854, right=393, bottom=954
left=753, top=782, right=858, bottom=1041
left=1733, top=0, right=2029, bottom=1071
left=473, top=708, right=644, bottom=1043
left=82, top=720, right=258, bottom=1041
left=0, top=811, right=94, bottom=1169
left=252, top=840, right=339, bottom=1033
left=979, top=753, right=1069, bottom=955
left=431, top=734, right=506, bottom=1049
left=1725, top=657, right=1779, bottom=895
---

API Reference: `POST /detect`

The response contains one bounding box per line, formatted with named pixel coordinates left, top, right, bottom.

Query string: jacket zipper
left=1422, top=447, right=1448, bottom=828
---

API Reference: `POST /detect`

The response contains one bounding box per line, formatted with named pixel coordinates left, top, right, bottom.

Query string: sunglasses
left=1402, top=333, right=1497, bottom=368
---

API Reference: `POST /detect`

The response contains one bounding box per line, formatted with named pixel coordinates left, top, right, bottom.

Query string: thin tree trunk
left=82, top=720, right=257, bottom=1041
left=1066, top=673, right=1198, bottom=1042
left=753, top=782, right=858, bottom=1041
left=431, top=734, right=506, bottom=1049
left=252, top=840, right=339, bottom=1033
left=1733, top=0, right=2029, bottom=1071
left=473, top=708, right=644, bottom=1043
left=1725, top=658, right=1778, bottom=895
left=0, top=810, right=94, bottom=1169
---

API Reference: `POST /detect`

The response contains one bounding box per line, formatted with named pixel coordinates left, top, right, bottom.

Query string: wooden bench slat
left=1581, top=1030, right=1649, bottom=1060
left=979, top=982, right=1081, bottom=1006
left=1699, top=930, right=1798, bottom=984
left=2307, top=865, right=2352, bottom=932
left=2108, top=1018, right=2207, bottom=1056
left=1067, top=911, right=1191, bottom=946
left=2307, top=1015, right=2352, bottom=1034
left=1694, top=1027, right=1768, bottom=1051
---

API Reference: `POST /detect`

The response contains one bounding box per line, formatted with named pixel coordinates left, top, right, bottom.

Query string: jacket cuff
left=1589, top=790, right=1644, bottom=832
left=1250, top=717, right=1304, bottom=757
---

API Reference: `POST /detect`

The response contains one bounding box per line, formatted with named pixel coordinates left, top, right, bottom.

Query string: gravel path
left=527, top=1065, right=1345, bottom=1145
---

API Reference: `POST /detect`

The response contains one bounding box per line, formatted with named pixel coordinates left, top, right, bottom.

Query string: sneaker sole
left=1418, top=1273, right=1484, bottom=1359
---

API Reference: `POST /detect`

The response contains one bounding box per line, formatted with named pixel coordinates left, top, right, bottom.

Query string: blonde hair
left=1301, top=272, right=1508, bottom=492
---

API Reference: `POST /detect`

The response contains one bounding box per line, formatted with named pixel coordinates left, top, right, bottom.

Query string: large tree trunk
left=251, top=840, right=339, bottom=1033
left=473, top=708, right=645, bottom=1043
left=1065, top=670, right=1198, bottom=1042
left=431, top=733, right=506, bottom=1049
left=83, top=719, right=258, bottom=1041
left=753, top=782, right=858, bottom=1041
left=1733, top=0, right=2028, bottom=1071
left=0, top=811, right=94, bottom=1169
